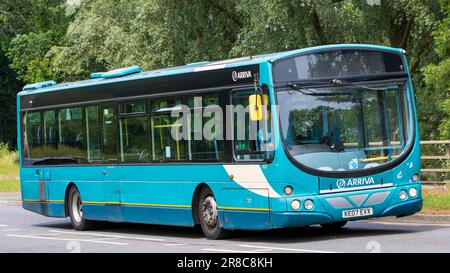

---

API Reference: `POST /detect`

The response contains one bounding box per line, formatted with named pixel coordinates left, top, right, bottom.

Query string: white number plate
left=342, top=207, right=373, bottom=219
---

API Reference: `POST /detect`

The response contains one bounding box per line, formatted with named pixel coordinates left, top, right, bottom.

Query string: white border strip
left=320, top=183, right=394, bottom=194
left=194, top=64, right=225, bottom=72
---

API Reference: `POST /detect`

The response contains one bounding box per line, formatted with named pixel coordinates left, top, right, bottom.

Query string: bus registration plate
left=342, top=207, right=373, bottom=219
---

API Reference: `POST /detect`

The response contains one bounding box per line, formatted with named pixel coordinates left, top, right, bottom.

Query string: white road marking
left=48, top=229, right=166, bottom=242
left=203, top=248, right=256, bottom=253
left=0, top=225, right=8, bottom=227
left=372, top=221, right=450, bottom=227
left=239, top=244, right=337, bottom=253
left=251, top=248, right=274, bottom=252
left=6, top=234, right=128, bottom=245
left=0, top=228, right=22, bottom=232
left=164, top=243, right=186, bottom=247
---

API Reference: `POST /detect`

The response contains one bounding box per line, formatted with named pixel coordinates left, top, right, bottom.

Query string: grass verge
left=0, top=143, right=19, bottom=179
left=0, top=179, right=20, bottom=192
left=422, top=186, right=450, bottom=214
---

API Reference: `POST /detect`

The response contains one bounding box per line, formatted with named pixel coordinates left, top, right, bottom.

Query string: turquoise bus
left=17, top=44, right=422, bottom=239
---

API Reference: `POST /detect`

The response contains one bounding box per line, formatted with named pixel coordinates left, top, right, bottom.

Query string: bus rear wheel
left=198, top=187, right=230, bottom=240
left=320, top=221, right=348, bottom=230
left=67, top=186, right=94, bottom=231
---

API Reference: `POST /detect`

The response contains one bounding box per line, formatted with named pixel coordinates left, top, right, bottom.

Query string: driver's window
left=119, top=100, right=149, bottom=163
left=232, top=89, right=273, bottom=161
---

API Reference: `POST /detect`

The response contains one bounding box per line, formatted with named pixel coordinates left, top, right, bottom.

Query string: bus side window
left=150, top=97, right=186, bottom=162
left=24, top=111, right=42, bottom=158
left=187, top=93, right=224, bottom=161
left=43, top=110, right=57, bottom=157
left=232, top=89, right=272, bottom=161
left=118, top=100, right=149, bottom=163
left=101, top=105, right=118, bottom=163
left=58, top=107, right=84, bottom=159
left=85, top=105, right=101, bottom=163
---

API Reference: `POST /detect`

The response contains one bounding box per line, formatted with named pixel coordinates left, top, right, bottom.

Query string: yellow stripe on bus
left=22, top=200, right=268, bottom=212
left=218, top=206, right=270, bottom=212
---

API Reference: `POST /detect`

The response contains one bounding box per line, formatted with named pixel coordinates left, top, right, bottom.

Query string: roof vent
left=90, top=65, right=141, bottom=79
left=22, top=80, right=57, bottom=91
left=90, top=72, right=105, bottom=79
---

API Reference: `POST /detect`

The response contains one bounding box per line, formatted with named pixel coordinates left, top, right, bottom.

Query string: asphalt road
left=0, top=205, right=449, bottom=253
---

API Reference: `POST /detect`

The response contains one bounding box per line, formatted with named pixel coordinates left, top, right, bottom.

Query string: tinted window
left=187, top=94, right=224, bottom=161
left=101, top=105, right=118, bottom=163
left=120, top=101, right=147, bottom=114
left=119, top=101, right=149, bottom=163
left=232, top=90, right=273, bottom=161
left=274, top=50, right=405, bottom=83
left=151, top=97, right=186, bottom=161
left=42, top=110, right=58, bottom=157
left=24, top=112, right=41, bottom=158
left=58, top=107, right=85, bottom=158
left=86, top=106, right=101, bottom=163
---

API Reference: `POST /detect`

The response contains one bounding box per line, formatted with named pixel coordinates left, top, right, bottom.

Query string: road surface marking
left=48, top=229, right=166, bottom=242
left=6, top=234, right=128, bottom=245
left=239, top=244, right=337, bottom=253
left=164, top=243, right=186, bottom=246
left=203, top=248, right=256, bottom=253
left=0, top=225, right=8, bottom=227
left=372, top=221, right=450, bottom=227
left=252, top=248, right=274, bottom=252
left=0, top=228, right=22, bottom=232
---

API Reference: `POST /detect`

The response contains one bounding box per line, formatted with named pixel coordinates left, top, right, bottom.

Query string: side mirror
left=249, top=94, right=269, bottom=121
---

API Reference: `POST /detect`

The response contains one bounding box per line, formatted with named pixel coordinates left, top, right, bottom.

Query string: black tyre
left=67, top=186, right=95, bottom=231
left=320, top=221, right=348, bottom=230
left=198, top=187, right=230, bottom=240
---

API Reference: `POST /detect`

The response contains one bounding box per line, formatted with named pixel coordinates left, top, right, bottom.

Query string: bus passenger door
left=100, top=104, right=122, bottom=221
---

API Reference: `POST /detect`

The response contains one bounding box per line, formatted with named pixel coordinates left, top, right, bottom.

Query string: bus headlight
left=304, top=199, right=314, bottom=210
left=284, top=186, right=293, bottom=195
left=291, top=200, right=301, bottom=210
left=399, top=190, right=408, bottom=200
left=412, top=173, right=419, bottom=182
left=409, top=188, right=418, bottom=198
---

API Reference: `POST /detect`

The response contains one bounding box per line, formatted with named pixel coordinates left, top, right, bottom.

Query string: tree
left=424, top=0, right=450, bottom=139
left=0, top=0, right=70, bottom=147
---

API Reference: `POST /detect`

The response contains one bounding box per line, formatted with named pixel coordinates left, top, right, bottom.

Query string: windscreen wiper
left=331, top=79, right=401, bottom=91
left=287, top=82, right=318, bottom=95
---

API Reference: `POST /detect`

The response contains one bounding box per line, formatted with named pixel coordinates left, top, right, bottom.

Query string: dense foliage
left=0, top=0, right=449, bottom=148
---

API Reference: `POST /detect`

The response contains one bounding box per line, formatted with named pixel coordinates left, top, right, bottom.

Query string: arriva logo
left=232, top=70, right=252, bottom=82
left=336, top=177, right=375, bottom=189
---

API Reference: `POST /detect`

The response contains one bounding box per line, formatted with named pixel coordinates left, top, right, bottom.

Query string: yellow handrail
left=361, top=155, right=398, bottom=162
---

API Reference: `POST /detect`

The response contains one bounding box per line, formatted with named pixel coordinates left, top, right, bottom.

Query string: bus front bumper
left=272, top=184, right=423, bottom=228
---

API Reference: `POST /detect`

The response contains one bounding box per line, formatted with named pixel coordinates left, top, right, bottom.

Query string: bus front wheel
left=198, top=187, right=230, bottom=240
left=67, top=186, right=94, bottom=231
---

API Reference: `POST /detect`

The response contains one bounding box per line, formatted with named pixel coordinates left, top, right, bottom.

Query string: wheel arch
left=191, top=183, right=213, bottom=225
left=64, top=182, right=77, bottom=217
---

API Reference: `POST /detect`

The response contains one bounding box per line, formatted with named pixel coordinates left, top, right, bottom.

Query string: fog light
left=291, top=199, right=301, bottom=210
left=399, top=189, right=408, bottom=200
left=412, top=173, right=419, bottom=182
left=284, top=186, right=293, bottom=195
left=304, top=199, right=314, bottom=210
left=409, top=187, right=418, bottom=198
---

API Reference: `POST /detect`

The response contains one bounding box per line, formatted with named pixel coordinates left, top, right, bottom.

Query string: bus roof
left=17, top=44, right=404, bottom=96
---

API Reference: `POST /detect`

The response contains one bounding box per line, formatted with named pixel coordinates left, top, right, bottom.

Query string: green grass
left=0, top=179, right=20, bottom=192
left=0, top=143, right=19, bottom=179
left=422, top=187, right=450, bottom=212
left=0, top=143, right=20, bottom=192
